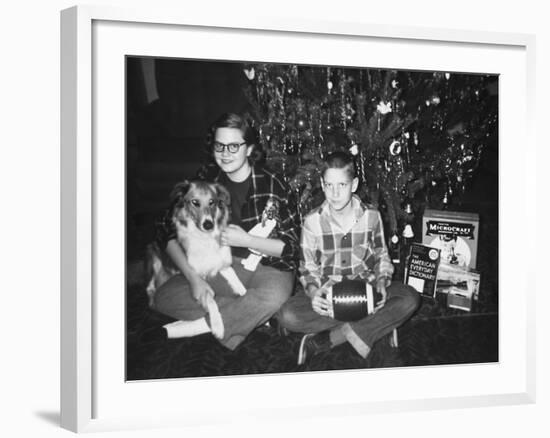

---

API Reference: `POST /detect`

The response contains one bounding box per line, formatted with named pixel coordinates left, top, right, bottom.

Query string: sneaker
left=297, top=330, right=332, bottom=365
left=389, top=328, right=399, bottom=348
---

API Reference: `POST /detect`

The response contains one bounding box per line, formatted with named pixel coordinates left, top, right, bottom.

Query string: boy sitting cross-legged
left=277, top=151, right=420, bottom=365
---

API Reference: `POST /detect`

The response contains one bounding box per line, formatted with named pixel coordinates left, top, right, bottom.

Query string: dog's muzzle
left=202, top=220, right=214, bottom=231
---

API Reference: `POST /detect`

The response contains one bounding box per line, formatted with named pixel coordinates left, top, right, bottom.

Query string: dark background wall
left=127, top=57, right=251, bottom=257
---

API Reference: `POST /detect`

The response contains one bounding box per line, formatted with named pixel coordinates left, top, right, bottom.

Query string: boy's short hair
left=321, top=151, right=356, bottom=180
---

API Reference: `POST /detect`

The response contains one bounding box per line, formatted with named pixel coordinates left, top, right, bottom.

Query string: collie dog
left=146, top=180, right=246, bottom=339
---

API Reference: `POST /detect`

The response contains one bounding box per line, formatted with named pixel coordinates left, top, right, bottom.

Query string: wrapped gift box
left=422, top=209, right=480, bottom=269
left=436, top=262, right=481, bottom=302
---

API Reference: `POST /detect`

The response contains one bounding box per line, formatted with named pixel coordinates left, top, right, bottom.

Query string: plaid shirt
left=299, top=195, right=394, bottom=292
left=156, top=164, right=300, bottom=272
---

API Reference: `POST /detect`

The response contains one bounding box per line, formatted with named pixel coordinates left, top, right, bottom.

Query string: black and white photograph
left=125, top=57, right=499, bottom=380
left=5, top=0, right=546, bottom=435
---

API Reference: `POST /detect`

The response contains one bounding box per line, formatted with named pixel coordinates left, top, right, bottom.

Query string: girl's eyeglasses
left=213, top=141, right=247, bottom=153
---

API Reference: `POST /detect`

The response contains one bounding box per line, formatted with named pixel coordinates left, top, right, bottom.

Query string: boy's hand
left=310, top=287, right=332, bottom=317
left=374, top=278, right=388, bottom=313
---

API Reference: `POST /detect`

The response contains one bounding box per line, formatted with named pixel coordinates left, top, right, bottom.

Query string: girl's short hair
left=321, top=151, right=356, bottom=180
left=205, top=113, right=264, bottom=164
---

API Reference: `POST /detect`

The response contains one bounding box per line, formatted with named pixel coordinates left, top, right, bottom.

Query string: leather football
left=327, top=279, right=375, bottom=321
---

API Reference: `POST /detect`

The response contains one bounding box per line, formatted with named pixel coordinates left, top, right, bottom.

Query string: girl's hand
left=221, top=224, right=252, bottom=248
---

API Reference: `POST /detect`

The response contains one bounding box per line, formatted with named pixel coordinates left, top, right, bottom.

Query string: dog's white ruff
left=178, top=221, right=234, bottom=278
left=179, top=225, right=246, bottom=295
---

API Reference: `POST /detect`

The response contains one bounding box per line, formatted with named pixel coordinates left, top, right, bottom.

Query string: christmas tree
left=241, top=63, right=497, bottom=241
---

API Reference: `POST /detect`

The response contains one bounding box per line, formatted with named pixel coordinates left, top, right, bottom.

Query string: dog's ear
left=170, top=180, right=191, bottom=204
left=214, top=183, right=231, bottom=207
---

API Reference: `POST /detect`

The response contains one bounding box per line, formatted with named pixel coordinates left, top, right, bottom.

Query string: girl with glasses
left=145, top=113, right=300, bottom=351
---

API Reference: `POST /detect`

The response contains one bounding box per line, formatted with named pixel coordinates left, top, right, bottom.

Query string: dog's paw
left=233, top=282, right=247, bottom=296
left=219, top=267, right=247, bottom=296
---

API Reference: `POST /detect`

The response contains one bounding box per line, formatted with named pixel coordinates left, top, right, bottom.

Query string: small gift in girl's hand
left=241, top=198, right=279, bottom=271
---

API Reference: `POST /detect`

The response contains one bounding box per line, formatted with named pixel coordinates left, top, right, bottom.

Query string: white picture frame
left=60, top=4, right=536, bottom=433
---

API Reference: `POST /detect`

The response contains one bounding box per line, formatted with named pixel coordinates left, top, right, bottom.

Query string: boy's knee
left=402, top=285, right=421, bottom=313
left=390, top=283, right=421, bottom=315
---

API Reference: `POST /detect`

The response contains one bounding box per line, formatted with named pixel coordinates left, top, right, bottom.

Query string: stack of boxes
left=406, top=208, right=481, bottom=311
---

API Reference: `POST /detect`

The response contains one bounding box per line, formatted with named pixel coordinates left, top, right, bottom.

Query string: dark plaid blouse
left=155, top=164, right=300, bottom=272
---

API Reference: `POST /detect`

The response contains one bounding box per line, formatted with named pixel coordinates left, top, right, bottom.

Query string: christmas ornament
left=389, top=233, right=401, bottom=264
left=243, top=67, right=255, bottom=80
left=377, top=101, right=393, bottom=115
left=404, top=202, right=413, bottom=215
left=389, top=140, right=402, bottom=156
left=402, top=224, right=414, bottom=238
left=349, top=143, right=359, bottom=156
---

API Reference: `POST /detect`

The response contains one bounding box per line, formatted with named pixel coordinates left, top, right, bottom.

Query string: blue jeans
left=153, top=257, right=294, bottom=350
left=277, top=282, right=420, bottom=357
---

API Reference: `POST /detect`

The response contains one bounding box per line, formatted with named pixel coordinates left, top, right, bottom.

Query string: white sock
left=163, top=318, right=211, bottom=338
left=205, top=297, right=225, bottom=339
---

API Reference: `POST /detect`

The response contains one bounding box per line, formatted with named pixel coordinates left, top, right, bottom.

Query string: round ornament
left=389, top=140, right=402, bottom=156
left=349, top=143, right=359, bottom=156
